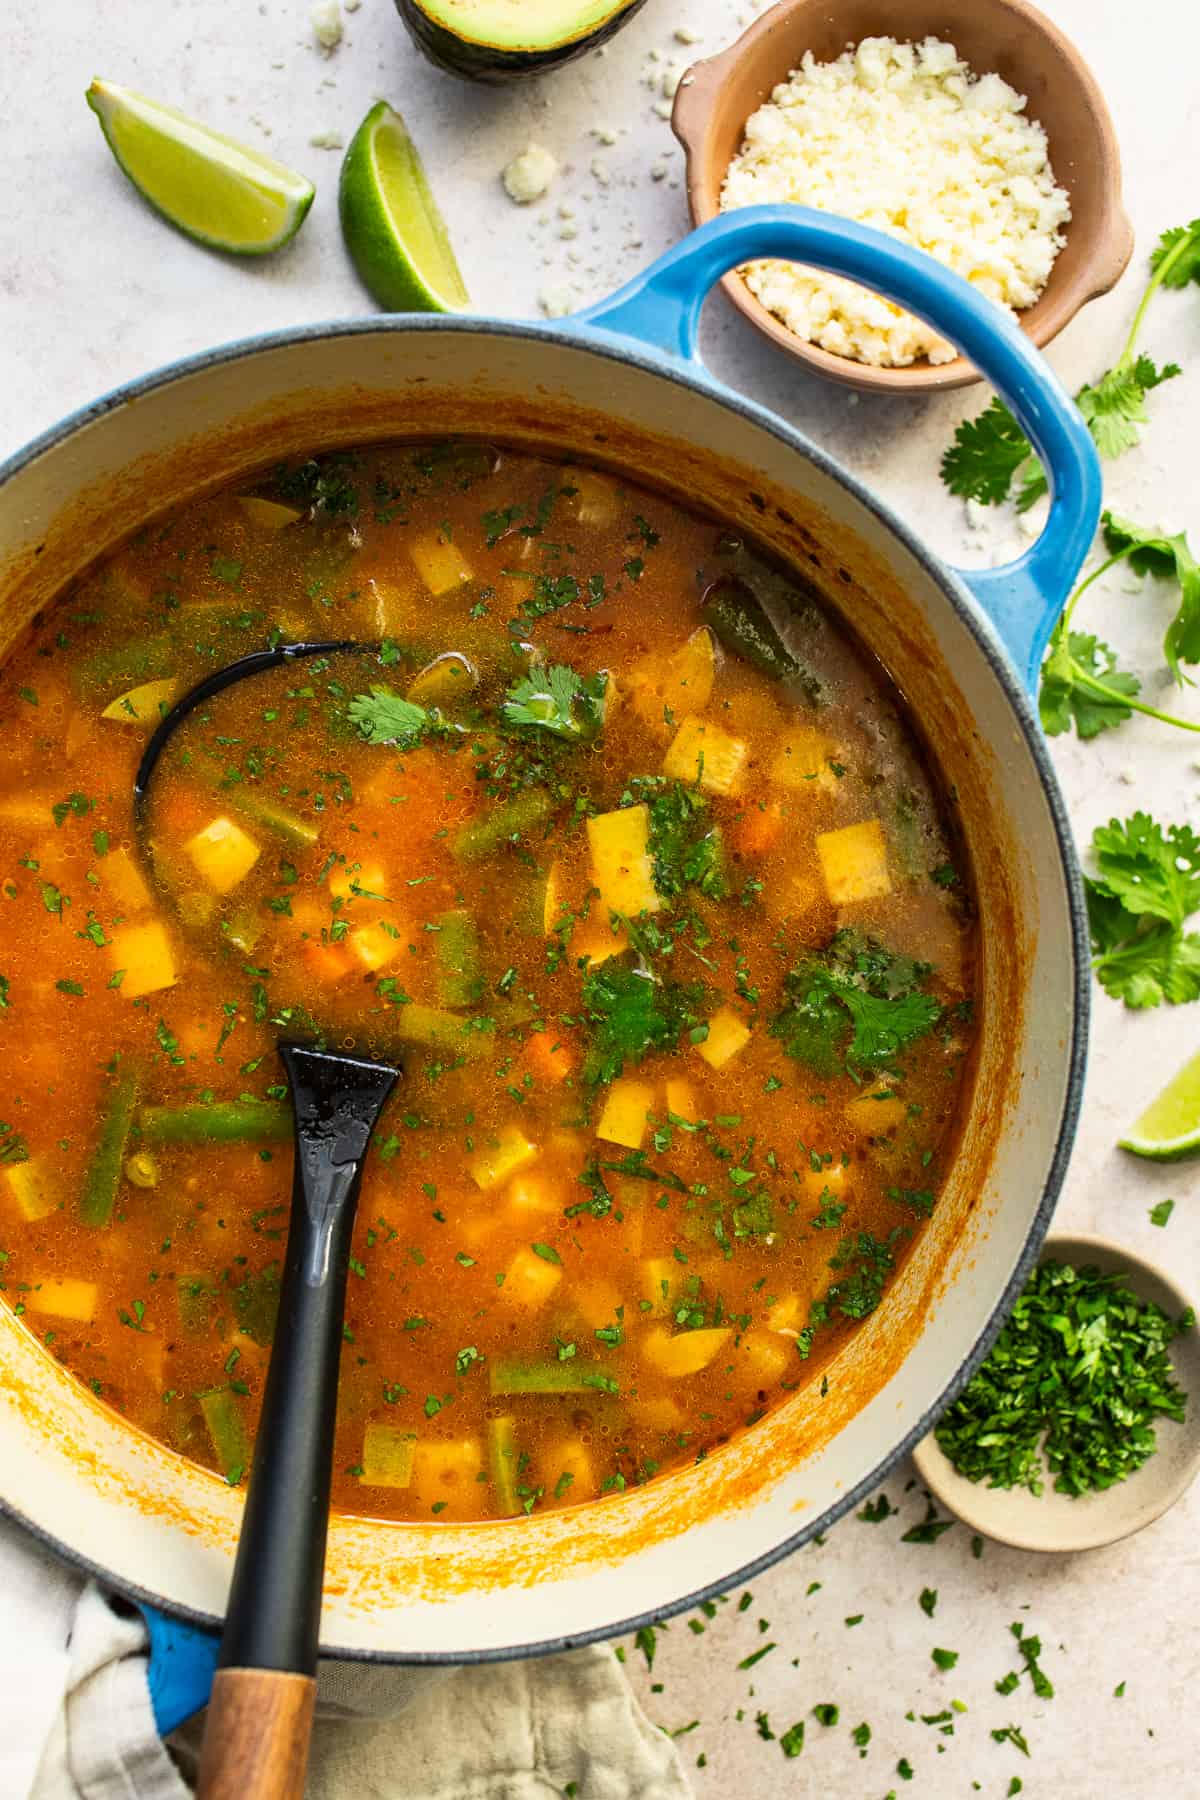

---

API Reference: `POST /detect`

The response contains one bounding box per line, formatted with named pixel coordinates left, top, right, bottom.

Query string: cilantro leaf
left=502, top=664, right=608, bottom=740
left=1038, top=632, right=1140, bottom=739
left=1150, top=217, right=1200, bottom=288
left=1102, top=511, right=1200, bottom=678
left=638, top=780, right=726, bottom=900
left=579, top=952, right=706, bottom=1084
left=1074, top=354, right=1181, bottom=462
left=348, top=687, right=432, bottom=747
left=1086, top=812, right=1200, bottom=1008
left=939, top=398, right=1035, bottom=505
left=770, top=929, right=941, bottom=1074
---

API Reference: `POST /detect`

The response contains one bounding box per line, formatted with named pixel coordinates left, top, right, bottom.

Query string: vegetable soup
left=0, top=442, right=975, bottom=1521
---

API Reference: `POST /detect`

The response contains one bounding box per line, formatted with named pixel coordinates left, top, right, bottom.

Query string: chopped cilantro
left=770, top=929, right=940, bottom=1074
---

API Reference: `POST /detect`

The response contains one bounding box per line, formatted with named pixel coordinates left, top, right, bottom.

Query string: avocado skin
left=394, top=0, right=650, bottom=82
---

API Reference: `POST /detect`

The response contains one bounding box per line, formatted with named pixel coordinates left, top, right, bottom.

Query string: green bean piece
left=435, top=909, right=485, bottom=1007
left=80, top=1070, right=140, bottom=1227
left=199, top=1388, right=249, bottom=1484
left=489, top=1360, right=608, bottom=1396
left=393, top=1003, right=493, bottom=1060
left=487, top=1414, right=520, bottom=1514
left=219, top=786, right=318, bottom=850
left=74, top=634, right=175, bottom=695
left=137, top=1098, right=292, bottom=1144
left=702, top=578, right=824, bottom=703
left=451, top=790, right=553, bottom=864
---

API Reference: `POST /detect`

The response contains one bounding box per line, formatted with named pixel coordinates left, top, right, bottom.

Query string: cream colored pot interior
left=0, top=324, right=1079, bottom=1656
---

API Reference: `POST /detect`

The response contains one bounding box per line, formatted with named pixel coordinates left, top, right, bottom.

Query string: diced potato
left=410, top=530, right=474, bottom=597
left=184, top=816, right=261, bottom=895
left=0, top=795, right=53, bottom=829
left=499, top=1246, right=562, bottom=1309
left=360, top=1423, right=417, bottom=1489
left=108, top=921, right=178, bottom=998
left=468, top=1124, right=538, bottom=1191
left=640, top=1325, right=731, bottom=1378
left=26, top=1276, right=98, bottom=1322
left=801, top=1163, right=849, bottom=1204
left=816, top=819, right=892, bottom=905
left=664, top=1079, right=701, bottom=1124
left=629, top=627, right=717, bottom=737
left=596, top=1079, right=653, bottom=1151
left=101, top=846, right=153, bottom=917
left=236, top=496, right=304, bottom=532
left=628, top=1394, right=687, bottom=1434
left=640, top=1258, right=680, bottom=1318
left=542, top=860, right=564, bottom=936
left=347, top=923, right=402, bottom=973
left=569, top=1277, right=623, bottom=1330
left=765, top=1292, right=803, bottom=1333
left=563, top=468, right=620, bottom=527
left=411, top=1436, right=485, bottom=1518
left=771, top=727, right=842, bottom=792
left=738, top=1329, right=793, bottom=1387
left=587, top=805, right=659, bottom=917
left=662, top=717, right=748, bottom=797
left=544, top=1434, right=598, bottom=1503
left=330, top=862, right=389, bottom=904
left=101, top=679, right=179, bottom=725
left=844, top=1093, right=907, bottom=1136
left=571, top=917, right=629, bottom=968
left=696, top=1007, right=751, bottom=1071
left=3, top=1162, right=56, bottom=1222
left=506, top=1172, right=561, bottom=1217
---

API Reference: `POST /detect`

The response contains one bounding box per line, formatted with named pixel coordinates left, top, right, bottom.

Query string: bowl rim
left=670, top=0, right=1136, bottom=393
left=912, top=1229, right=1200, bottom=1552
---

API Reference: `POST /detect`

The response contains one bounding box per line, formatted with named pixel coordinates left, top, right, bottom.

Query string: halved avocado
left=394, top=0, right=649, bottom=82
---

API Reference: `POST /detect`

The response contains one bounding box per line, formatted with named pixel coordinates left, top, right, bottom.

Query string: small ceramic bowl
left=671, top=0, right=1134, bottom=392
left=912, top=1233, right=1200, bottom=1553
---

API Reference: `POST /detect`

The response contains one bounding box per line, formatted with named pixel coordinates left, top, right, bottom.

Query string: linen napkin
left=0, top=1513, right=690, bottom=1800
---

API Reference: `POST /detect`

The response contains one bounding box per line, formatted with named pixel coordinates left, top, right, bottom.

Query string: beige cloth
left=0, top=1515, right=690, bottom=1799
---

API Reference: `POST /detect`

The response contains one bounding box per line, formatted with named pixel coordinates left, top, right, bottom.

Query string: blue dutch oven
left=0, top=208, right=1098, bottom=1729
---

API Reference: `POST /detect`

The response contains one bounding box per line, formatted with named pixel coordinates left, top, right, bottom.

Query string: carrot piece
left=522, top=1029, right=575, bottom=1085
left=733, top=798, right=785, bottom=857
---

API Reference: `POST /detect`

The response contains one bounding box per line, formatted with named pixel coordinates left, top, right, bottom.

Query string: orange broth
left=0, top=441, right=975, bottom=1521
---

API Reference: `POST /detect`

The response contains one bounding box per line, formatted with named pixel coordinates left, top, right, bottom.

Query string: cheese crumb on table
left=310, top=0, right=343, bottom=51
left=502, top=145, right=559, bottom=205
left=719, top=36, right=1071, bottom=367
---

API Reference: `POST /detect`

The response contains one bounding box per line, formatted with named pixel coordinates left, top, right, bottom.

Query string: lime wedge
left=86, top=78, right=314, bottom=255
left=339, top=102, right=468, bottom=313
left=1119, top=1046, right=1200, bottom=1160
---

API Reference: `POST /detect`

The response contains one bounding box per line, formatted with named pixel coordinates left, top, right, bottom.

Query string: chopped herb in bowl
left=935, top=1259, right=1190, bottom=1496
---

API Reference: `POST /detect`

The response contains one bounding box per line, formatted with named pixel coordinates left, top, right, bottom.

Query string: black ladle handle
left=197, top=1044, right=400, bottom=1798
left=218, top=1042, right=400, bottom=1674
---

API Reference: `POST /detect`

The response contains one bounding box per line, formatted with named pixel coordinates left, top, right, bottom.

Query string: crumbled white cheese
left=538, top=283, right=575, bottom=318
left=720, top=36, right=1071, bottom=367
left=590, top=156, right=611, bottom=188
left=309, top=128, right=344, bottom=149
left=502, top=145, right=559, bottom=205
left=674, top=26, right=700, bottom=44
left=344, top=0, right=361, bottom=9
left=591, top=126, right=618, bottom=146
left=310, top=0, right=343, bottom=51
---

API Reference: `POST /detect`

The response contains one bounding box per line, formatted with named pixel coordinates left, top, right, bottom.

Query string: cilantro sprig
left=935, top=1260, right=1189, bottom=1495
left=502, top=663, right=608, bottom=741
left=769, top=929, right=941, bottom=1074
left=942, top=218, right=1199, bottom=508
left=1085, top=811, right=1200, bottom=1007
left=1039, top=512, right=1200, bottom=740
left=348, top=687, right=439, bottom=747
left=579, top=952, right=706, bottom=1084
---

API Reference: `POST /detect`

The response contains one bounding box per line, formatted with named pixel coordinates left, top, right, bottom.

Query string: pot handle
left=575, top=207, right=1102, bottom=692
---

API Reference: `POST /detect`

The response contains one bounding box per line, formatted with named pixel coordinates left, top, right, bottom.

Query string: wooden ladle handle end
left=196, top=1667, right=317, bottom=1800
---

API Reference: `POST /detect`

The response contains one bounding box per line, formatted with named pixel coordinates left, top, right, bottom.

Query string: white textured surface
left=2, top=0, right=1198, bottom=1793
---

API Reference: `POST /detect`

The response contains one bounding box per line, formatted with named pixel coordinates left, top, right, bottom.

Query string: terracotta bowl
left=671, top=0, right=1134, bottom=392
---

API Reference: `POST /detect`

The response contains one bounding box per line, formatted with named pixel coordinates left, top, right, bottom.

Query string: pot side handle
left=575, top=207, right=1102, bottom=693
left=143, top=1604, right=221, bottom=1733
